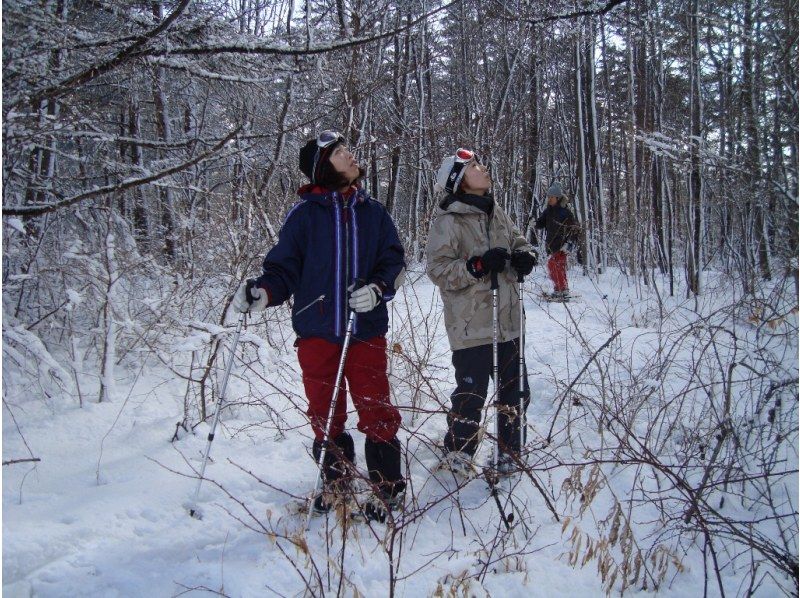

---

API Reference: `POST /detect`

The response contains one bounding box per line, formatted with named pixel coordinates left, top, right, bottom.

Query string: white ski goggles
left=312, top=130, right=345, bottom=183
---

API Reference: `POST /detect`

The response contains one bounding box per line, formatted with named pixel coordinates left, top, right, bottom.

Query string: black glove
left=466, top=256, right=485, bottom=278
left=510, top=250, right=537, bottom=276
left=481, top=247, right=509, bottom=273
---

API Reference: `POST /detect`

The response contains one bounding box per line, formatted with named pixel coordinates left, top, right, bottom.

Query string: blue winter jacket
left=254, top=185, right=406, bottom=345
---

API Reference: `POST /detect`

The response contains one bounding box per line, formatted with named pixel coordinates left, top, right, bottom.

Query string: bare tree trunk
left=524, top=33, right=542, bottom=243
left=98, top=207, right=118, bottom=403
left=633, top=0, right=650, bottom=286
left=128, top=95, right=148, bottom=245
left=687, top=0, right=704, bottom=295
left=386, top=17, right=410, bottom=216
left=743, top=0, right=772, bottom=280
left=574, top=27, right=592, bottom=276
left=625, top=13, right=638, bottom=279
left=600, top=17, right=619, bottom=232
left=152, top=2, right=177, bottom=262
left=649, top=0, right=668, bottom=276
left=585, top=18, right=606, bottom=274
left=411, top=19, right=428, bottom=261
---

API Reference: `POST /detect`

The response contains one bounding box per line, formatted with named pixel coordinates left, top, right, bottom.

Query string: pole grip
left=348, top=278, right=367, bottom=300
left=490, top=270, right=499, bottom=290
left=244, top=279, right=258, bottom=305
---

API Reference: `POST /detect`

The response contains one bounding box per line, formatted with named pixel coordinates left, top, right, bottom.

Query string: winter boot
left=436, top=450, right=476, bottom=478
left=364, top=437, right=406, bottom=523
left=311, top=432, right=356, bottom=514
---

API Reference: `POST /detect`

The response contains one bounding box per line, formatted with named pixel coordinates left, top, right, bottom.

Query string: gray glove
left=348, top=283, right=382, bottom=313
left=232, top=280, right=268, bottom=313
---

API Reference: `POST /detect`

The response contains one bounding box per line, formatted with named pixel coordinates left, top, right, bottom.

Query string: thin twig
left=3, top=457, right=41, bottom=466
left=546, top=330, right=622, bottom=443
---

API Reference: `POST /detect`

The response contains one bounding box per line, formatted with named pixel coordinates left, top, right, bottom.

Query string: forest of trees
left=3, top=1, right=797, bottom=594
left=4, top=0, right=797, bottom=414
left=4, top=0, right=797, bottom=290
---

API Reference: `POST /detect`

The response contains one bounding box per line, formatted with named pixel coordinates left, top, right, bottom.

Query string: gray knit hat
left=547, top=182, right=564, bottom=198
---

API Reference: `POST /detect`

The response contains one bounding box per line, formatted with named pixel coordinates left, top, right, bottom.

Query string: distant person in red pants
left=535, top=183, right=579, bottom=299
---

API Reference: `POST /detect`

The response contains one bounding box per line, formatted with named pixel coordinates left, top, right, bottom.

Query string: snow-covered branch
left=3, top=126, right=240, bottom=218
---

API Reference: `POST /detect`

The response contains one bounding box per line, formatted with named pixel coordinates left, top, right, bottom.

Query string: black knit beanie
left=299, top=137, right=343, bottom=185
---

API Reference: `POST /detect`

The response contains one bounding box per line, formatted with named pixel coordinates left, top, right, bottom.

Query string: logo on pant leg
left=462, top=376, right=473, bottom=384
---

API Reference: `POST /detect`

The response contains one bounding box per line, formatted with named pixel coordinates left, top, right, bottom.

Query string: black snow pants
left=443, top=338, right=531, bottom=457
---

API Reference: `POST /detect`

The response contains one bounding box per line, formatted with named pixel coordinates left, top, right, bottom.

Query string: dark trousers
left=444, top=338, right=530, bottom=457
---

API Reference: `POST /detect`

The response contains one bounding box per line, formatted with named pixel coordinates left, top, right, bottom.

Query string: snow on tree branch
left=16, top=0, right=192, bottom=109
left=3, top=126, right=241, bottom=218
left=135, top=1, right=460, bottom=59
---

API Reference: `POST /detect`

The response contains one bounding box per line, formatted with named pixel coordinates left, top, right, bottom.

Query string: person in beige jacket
left=426, top=148, right=537, bottom=476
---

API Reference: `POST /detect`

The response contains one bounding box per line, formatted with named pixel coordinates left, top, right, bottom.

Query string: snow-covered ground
left=4, top=266, right=797, bottom=596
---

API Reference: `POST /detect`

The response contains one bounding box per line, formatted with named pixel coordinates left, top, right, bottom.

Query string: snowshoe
left=312, top=491, right=335, bottom=515
left=311, top=478, right=354, bottom=516
left=483, top=453, right=525, bottom=486
left=436, top=450, right=477, bottom=478
left=495, top=453, right=520, bottom=477
left=540, top=290, right=578, bottom=302
left=361, top=487, right=405, bottom=524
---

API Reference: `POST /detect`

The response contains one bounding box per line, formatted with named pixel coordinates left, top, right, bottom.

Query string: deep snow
left=3, top=266, right=797, bottom=597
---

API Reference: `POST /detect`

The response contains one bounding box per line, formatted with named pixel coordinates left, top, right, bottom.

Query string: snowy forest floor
left=3, top=266, right=798, bottom=597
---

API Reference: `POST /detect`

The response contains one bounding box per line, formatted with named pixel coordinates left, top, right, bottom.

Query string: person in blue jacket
left=232, top=131, right=406, bottom=521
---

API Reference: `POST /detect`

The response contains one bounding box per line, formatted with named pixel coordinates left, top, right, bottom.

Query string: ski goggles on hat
left=445, top=148, right=476, bottom=194
left=317, top=130, right=344, bottom=148
left=312, top=130, right=345, bottom=183
left=455, top=148, right=475, bottom=162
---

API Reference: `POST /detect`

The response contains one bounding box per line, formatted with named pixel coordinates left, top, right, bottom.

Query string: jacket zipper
left=333, top=193, right=346, bottom=337
left=465, top=212, right=493, bottom=340
left=344, top=199, right=350, bottom=333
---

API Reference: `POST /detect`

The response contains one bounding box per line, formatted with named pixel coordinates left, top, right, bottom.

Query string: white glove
left=232, top=280, right=268, bottom=313
left=348, top=283, right=382, bottom=313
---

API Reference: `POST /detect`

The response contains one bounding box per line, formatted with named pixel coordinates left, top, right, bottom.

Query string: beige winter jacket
left=426, top=196, right=533, bottom=350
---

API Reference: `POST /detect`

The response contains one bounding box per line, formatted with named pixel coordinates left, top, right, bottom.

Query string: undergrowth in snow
left=3, top=267, right=798, bottom=597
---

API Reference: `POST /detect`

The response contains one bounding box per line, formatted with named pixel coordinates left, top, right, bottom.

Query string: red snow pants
left=547, top=250, right=569, bottom=292
left=297, top=336, right=400, bottom=443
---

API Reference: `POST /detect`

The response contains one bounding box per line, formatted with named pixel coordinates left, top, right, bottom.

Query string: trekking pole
left=491, top=270, right=500, bottom=478
left=188, top=312, right=246, bottom=519
left=486, top=269, right=513, bottom=530
left=517, top=271, right=526, bottom=455
left=305, top=284, right=361, bottom=530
